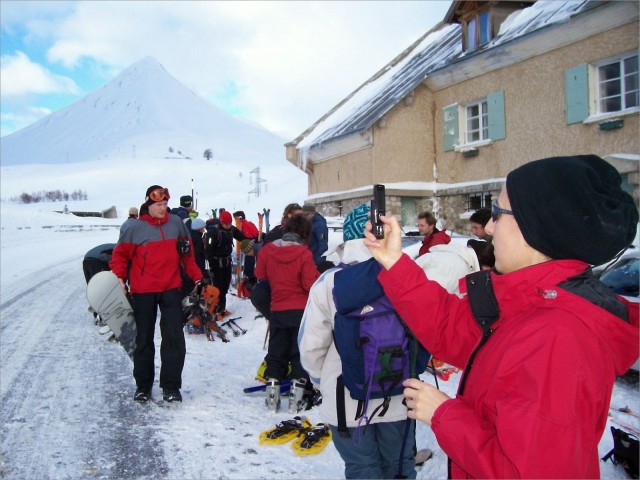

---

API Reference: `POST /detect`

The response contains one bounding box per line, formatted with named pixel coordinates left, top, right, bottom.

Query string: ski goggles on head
left=146, top=187, right=170, bottom=203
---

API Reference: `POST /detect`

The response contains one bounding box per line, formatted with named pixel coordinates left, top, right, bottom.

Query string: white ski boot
left=288, top=378, right=308, bottom=414
left=265, top=379, right=281, bottom=412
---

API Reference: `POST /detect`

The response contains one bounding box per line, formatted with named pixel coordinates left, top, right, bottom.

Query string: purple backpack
left=333, top=258, right=430, bottom=436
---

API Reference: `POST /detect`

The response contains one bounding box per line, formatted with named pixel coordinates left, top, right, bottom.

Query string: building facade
left=286, top=0, right=639, bottom=234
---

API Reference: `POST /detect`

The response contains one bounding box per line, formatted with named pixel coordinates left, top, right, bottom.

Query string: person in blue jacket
left=302, top=204, right=328, bottom=265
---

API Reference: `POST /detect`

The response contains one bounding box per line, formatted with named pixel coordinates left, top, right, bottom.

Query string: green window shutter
left=565, top=64, right=589, bottom=124
left=487, top=90, right=506, bottom=141
left=443, top=104, right=458, bottom=151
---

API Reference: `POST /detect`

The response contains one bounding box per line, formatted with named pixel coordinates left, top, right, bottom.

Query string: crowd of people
left=83, top=154, right=639, bottom=479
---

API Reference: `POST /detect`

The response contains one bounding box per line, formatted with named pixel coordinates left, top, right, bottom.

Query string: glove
left=189, top=210, right=199, bottom=220
left=240, top=239, right=255, bottom=255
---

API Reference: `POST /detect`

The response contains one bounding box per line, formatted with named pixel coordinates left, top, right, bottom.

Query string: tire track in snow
left=0, top=262, right=168, bottom=478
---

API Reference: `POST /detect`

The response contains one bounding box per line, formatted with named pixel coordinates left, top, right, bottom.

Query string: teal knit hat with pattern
left=343, top=203, right=371, bottom=242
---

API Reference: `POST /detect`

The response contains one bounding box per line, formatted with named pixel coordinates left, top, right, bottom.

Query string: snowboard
left=86, top=271, right=136, bottom=360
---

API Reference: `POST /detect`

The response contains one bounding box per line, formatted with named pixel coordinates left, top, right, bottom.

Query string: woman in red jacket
left=364, top=155, right=639, bottom=478
left=256, top=214, right=319, bottom=413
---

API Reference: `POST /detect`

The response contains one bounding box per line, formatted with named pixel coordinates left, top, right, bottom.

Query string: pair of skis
left=258, top=416, right=332, bottom=455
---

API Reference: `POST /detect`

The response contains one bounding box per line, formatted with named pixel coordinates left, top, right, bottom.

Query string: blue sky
left=0, top=0, right=451, bottom=139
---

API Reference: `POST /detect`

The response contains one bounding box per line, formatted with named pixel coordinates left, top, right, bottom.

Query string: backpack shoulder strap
left=558, top=268, right=628, bottom=322
left=465, top=270, right=500, bottom=333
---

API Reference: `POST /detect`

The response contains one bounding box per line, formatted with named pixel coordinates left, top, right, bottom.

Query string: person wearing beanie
left=120, top=207, right=139, bottom=234
left=302, top=204, right=329, bottom=266
left=204, top=208, right=246, bottom=316
left=363, top=155, right=639, bottom=478
left=300, top=203, right=436, bottom=478
left=170, top=194, right=196, bottom=230
left=110, top=185, right=203, bottom=404
left=256, top=214, right=319, bottom=413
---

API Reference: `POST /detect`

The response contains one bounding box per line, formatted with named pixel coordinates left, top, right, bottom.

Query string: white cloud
left=0, top=105, right=52, bottom=136
left=3, top=1, right=451, bottom=138
left=0, top=51, right=79, bottom=96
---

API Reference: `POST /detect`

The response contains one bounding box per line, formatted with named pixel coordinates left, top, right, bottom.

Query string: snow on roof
left=294, top=0, right=594, bottom=163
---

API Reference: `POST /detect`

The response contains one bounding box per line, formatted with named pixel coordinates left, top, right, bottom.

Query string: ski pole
left=229, top=318, right=246, bottom=334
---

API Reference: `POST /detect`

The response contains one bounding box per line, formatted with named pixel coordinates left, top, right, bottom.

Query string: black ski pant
left=131, top=289, right=185, bottom=391
left=264, top=309, right=310, bottom=383
left=243, top=255, right=256, bottom=280
left=209, top=256, right=231, bottom=311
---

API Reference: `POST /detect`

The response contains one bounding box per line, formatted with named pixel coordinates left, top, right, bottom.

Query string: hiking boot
left=265, top=378, right=281, bottom=412
left=134, top=388, right=151, bottom=403
left=288, top=378, right=308, bottom=414
left=163, top=389, right=182, bottom=403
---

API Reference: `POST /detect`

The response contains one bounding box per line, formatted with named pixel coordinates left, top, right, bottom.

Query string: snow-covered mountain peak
left=0, top=56, right=284, bottom=166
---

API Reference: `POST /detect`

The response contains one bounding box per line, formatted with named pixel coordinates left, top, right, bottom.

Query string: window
left=466, top=100, right=489, bottom=143
left=443, top=90, right=505, bottom=151
left=464, top=10, right=492, bottom=51
left=598, top=53, right=639, bottom=114
left=566, top=53, right=639, bottom=124
left=467, top=192, right=492, bottom=212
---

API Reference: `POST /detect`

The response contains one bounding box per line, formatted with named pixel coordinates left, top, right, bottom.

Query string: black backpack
left=205, top=226, right=233, bottom=258
left=602, top=427, right=639, bottom=478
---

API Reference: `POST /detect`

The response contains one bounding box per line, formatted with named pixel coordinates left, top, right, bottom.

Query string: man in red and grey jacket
left=110, top=185, right=203, bottom=404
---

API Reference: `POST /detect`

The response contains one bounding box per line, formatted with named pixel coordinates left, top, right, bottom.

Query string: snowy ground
left=1, top=210, right=638, bottom=479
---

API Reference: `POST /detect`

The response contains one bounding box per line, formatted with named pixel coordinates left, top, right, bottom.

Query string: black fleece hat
left=180, top=195, right=192, bottom=207
left=506, top=155, right=638, bottom=266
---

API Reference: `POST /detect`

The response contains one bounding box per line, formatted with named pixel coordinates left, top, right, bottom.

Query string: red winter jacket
left=418, top=229, right=451, bottom=257
left=379, top=255, right=639, bottom=479
left=255, top=238, right=319, bottom=312
left=110, top=210, right=203, bottom=294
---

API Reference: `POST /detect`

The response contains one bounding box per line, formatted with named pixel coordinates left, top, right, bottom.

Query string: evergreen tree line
left=12, top=190, right=88, bottom=204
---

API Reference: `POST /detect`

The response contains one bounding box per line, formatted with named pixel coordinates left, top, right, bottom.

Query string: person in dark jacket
left=110, top=185, right=203, bottom=404
left=264, top=203, right=303, bottom=244
left=302, top=204, right=329, bottom=265
left=204, top=210, right=245, bottom=316
left=83, top=243, right=116, bottom=323
left=256, top=214, right=319, bottom=413
left=364, top=155, right=639, bottom=478
left=83, top=243, right=116, bottom=284
left=190, top=218, right=207, bottom=276
left=171, top=195, right=195, bottom=230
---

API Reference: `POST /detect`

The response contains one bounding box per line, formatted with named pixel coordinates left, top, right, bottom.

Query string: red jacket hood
left=267, top=239, right=310, bottom=264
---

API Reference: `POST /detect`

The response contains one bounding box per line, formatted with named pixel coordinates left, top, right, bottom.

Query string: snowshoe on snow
left=265, top=378, right=281, bottom=412
left=258, top=416, right=311, bottom=445
left=288, top=378, right=308, bottom=414
left=291, top=423, right=332, bottom=455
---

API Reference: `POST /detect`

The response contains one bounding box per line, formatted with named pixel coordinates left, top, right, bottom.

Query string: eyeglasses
left=491, top=203, right=513, bottom=222
left=147, top=187, right=170, bottom=203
